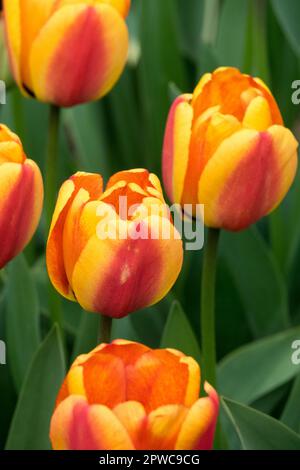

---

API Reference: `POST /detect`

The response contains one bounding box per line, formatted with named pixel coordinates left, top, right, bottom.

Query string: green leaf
left=281, top=374, right=300, bottom=433
left=218, top=326, right=300, bottom=404
left=6, top=326, right=65, bottom=450
left=62, top=102, right=111, bottom=179
left=220, top=227, right=289, bottom=338
left=138, top=0, right=187, bottom=173
left=72, top=311, right=100, bottom=360
left=161, top=301, right=201, bottom=364
left=271, top=0, right=300, bottom=57
left=216, top=0, right=249, bottom=69
left=6, top=254, right=41, bottom=391
left=222, top=397, right=300, bottom=450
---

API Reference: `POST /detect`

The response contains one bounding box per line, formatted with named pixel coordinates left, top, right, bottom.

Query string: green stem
left=45, top=105, right=61, bottom=230
left=99, top=315, right=113, bottom=344
left=201, top=228, right=220, bottom=386
left=45, top=105, right=64, bottom=339
left=201, top=228, right=223, bottom=449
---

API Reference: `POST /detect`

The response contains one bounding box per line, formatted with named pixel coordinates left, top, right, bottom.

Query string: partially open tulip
left=3, top=0, right=130, bottom=107
left=163, top=67, right=298, bottom=231
left=0, top=124, right=43, bottom=268
left=47, top=169, right=183, bottom=318
left=50, top=340, right=219, bottom=450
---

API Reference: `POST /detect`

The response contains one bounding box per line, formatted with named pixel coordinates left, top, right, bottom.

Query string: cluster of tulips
left=0, top=0, right=298, bottom=450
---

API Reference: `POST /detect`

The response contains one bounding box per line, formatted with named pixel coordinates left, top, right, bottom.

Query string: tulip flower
left=0, top=124, right=43, bottom=268
left=50, top=340, right=219, bottom=450
left=163, top=67, right=298, bottom=231
left=46, top=169, right=183, bottom=318
left=3, top=0, right=130, bottom=107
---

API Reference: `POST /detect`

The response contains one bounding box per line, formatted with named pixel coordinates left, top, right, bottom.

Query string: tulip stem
left=45, top=104, right=64, bottom=342
left=45, top=104, right=61, bottom=230
left=201, top=228, right=220, bottom=387
left=100, top=315, right=113, bottom=344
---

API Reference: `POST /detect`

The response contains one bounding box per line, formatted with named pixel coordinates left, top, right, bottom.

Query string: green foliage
left=0, top=0, right=300, bottom=451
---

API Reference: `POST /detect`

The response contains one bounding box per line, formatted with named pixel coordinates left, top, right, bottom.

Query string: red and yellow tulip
left=3, top=0, right=130, bottom=107
left=46, top=169, right=183, bottom=318
left=0, top=124, right=43, bottom=268
left=50, top=340, right=219, bottom=450
left=163, top=67, right=298, bottom=231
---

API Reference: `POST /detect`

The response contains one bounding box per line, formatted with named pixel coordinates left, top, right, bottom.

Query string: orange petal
left=113, top=401, right=146, bottom=447
left=46, top=172, right=103, bottom=300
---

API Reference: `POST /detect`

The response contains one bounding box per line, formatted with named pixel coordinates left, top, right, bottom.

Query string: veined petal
left=30, top=4, right=128, bottom=106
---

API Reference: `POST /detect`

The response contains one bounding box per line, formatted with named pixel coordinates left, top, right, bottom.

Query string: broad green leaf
left=271, top=0, right=300, bottom=57
left=138, top=0, right=187, bottom=173
left=72, top=311, right=101, bottom=360
left=63, top=102, right=111, bottom=179
left=218, top=326, right=300, bottom=404
left=216, top=0, right=249, bottom=68
left=0, top=288, right=16, bottom=449
left=222, top=397, right=300, bottom=450
left=220, top=227, right=289, bottom=338
left=161, top=301, right=201, bottom=363
left=6, top=254, right=41, bottom=391
left=281, top=374, right=300, bottom=433
left=6, top=326, right=65, bottom=450
left=176, top=0, right=204, bottom=62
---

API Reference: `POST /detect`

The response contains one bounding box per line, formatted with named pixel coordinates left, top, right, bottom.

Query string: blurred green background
left=1, top=0, right=300, bottom=450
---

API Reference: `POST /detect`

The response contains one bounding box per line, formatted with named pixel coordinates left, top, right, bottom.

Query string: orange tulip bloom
left=0, top=124, right=43, bottom=268
left=46, top=169, right=183, bottom=318
left=50, top=340, right=219, bottom=450
left=3, top=0, right=130, bottom=107
left=163, top=67, right=298, bottom=231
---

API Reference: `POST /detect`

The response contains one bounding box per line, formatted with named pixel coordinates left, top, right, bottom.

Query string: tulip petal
left=70, top=215, right=182, bottom=317
left=243, top=96, right=273, bottom=131
left=140, top=405, right=188, bottom=450
left=0, top=160, right=43, bottom=268
left=30, top=4, right=128, bottom=106
left=57, top=0, right=130, bottom=18
left=198, top=126, right=298, bottom=231
left=47, top=172, right=103, bottom=300
left=162, top=94, right=193, bottom=203
left=3, top=0, right=22, bottom=87
left=113, top=401, right=146, bottom=447
left=126, top=349, right=189, bottom=412
left=181, top=111, right=241, bottom=208
left=175, top=383, right=219, bottom=450
left=51, top=396, right=134, bottom=450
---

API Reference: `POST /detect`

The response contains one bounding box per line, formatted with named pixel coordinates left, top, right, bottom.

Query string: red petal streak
left=0, top=164, right=35, bottom=268
left=46, top=7, right=111, bottom=107
left=217, top=132, right=278, bottom=230
left=93, top=236, right=163, bottom=318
